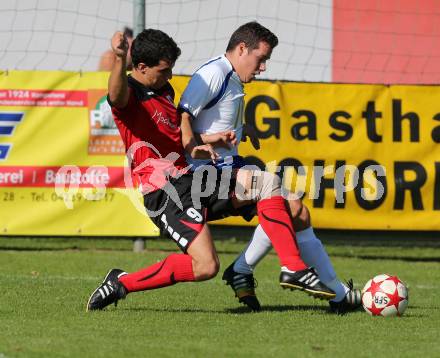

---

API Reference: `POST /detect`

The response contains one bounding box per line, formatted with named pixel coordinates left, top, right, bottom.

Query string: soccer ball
left=361, top=274, right=408, bottom=317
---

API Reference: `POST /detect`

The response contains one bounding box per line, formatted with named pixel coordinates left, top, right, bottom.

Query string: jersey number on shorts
left=187, top=208, right=203, bottom=222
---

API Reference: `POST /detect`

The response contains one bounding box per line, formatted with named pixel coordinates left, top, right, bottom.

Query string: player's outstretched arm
left=108, top=31, right=130, bottom=109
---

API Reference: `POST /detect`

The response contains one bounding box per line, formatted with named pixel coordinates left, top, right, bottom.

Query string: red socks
left=257, top=196, right=307, bottom=271
left=119, top=253, right=195, bottom=292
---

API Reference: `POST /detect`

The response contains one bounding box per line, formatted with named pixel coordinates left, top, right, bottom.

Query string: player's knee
left=287, top=197, right=303, bottom=218
left=198, top=262, right=219, bottom=280
left=290, top=201, right=311, bottom=231
left=205, top=260, right=220, bottom=279
left=193, top=258, right=220, bottom=281
left=258, top=171, right=281, bottom=200
left=235, top=169, right=282, bottom=201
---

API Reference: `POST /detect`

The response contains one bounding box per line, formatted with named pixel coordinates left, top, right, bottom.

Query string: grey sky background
left=0, top=0, right=332, bottom=81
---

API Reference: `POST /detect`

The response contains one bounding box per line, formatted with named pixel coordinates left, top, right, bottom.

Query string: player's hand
left=201, top=130, right=237, bottom=149
left=111, top=31, right=129, bottom=59
left=242, top=123, right=260, bottom=150
left=191, top=144, right=220, bottom=162
left=221, top=130, right=238, bottom=147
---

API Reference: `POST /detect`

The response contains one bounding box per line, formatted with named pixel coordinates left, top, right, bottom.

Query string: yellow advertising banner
left=0, top=71, right=439, bottom=234
left=222, top=81, right=440, bottom=230
left=0, top=70, right=160, bottom=236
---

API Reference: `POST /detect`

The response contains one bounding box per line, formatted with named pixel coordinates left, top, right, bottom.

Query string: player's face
left=237, top=41, right=272, bottom=83
left=141, top=60, right=174, bottom=89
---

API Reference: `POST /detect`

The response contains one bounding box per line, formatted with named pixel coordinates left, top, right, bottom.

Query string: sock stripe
left=137, top=259, right=167, bottom=282
left=260, top=211, right=296, bottom=243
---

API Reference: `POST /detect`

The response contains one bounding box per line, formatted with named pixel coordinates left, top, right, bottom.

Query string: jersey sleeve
left=107, top=88, right=138, bottom=125
left=178, top=64, right=225, bottom=119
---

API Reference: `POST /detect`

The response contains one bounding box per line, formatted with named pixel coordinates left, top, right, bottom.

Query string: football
left=361, top=274, right=408, bottom=317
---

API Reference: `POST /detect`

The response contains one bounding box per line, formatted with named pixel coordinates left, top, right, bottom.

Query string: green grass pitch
left=1, top=229, right=439, bottom=357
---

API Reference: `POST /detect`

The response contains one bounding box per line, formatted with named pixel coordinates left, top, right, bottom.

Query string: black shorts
left=144, top=170, right=240, bottom=252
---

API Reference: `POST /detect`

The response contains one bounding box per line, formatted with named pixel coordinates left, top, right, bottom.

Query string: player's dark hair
left=131, top=29, right=181, bottom=67
left=226, top=21, right=278, bottom=52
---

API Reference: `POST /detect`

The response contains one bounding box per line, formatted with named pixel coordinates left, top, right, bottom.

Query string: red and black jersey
left=110, top=75, right=189, bottom=192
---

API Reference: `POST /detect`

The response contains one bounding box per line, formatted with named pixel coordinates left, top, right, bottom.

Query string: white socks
left=232, top=225, right=348, bottom=302
left=233, top=224, right=271, bottom=275
left=295, top=227, right=347, bottom=301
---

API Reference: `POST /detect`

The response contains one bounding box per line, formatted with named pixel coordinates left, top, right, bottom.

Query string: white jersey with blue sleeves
left=178, top=55, right=245, bottom=168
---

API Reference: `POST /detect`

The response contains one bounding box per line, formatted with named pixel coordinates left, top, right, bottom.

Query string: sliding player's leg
left=87, top=176, right=219, bottom=311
